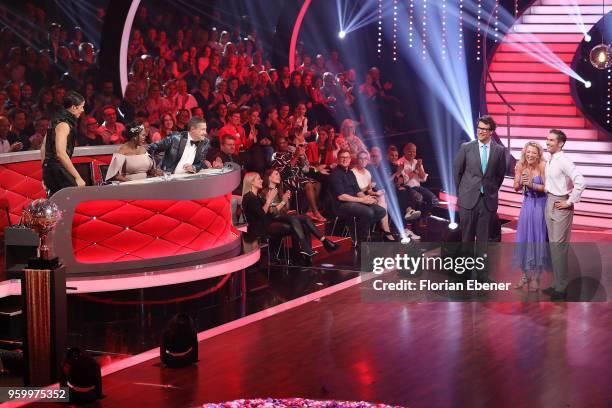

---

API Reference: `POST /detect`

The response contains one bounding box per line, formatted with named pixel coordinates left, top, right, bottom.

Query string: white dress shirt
left=174, top=133, right=197, bottom=174
left=545, top=151, right=586, bottom=204
left=396, top=157, right=428, bottom=187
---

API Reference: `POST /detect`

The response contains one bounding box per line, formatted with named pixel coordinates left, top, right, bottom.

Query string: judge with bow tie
left=147, top=116, right=211, bottom=174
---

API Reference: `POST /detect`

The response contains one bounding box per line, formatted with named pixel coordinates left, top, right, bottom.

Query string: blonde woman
left=352, top=151, right=395, bottom=241
left=512, top=141, right=549, bottom=291
left=241, top=172, right=322, bottom=258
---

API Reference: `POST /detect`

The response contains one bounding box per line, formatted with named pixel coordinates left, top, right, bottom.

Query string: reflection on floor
left=65, top=249, right=361, bottom=361
left=66, top=275, right=612, bottom=408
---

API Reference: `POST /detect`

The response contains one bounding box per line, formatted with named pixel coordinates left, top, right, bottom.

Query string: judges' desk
left=50, top=165, right=241, bottom=275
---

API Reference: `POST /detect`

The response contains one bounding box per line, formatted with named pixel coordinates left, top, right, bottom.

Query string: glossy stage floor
left=3, top=229, right=612, bottom=407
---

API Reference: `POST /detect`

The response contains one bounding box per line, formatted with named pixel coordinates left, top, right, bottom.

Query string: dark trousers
left=459, top=195, right=493, bottom=278
left=273, top=214, right=323, bottom=252
left=412, top=186, right=438, bottom=212
left=337, top=202, right=386, bottom=241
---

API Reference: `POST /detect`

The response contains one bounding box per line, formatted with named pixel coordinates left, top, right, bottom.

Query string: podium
left=20, top=259, right=67, bottom=386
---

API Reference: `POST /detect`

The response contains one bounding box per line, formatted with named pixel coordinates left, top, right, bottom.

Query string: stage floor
left=5, top=230, right=612, bottom=407
left=33, top=265, right=612, bottom=407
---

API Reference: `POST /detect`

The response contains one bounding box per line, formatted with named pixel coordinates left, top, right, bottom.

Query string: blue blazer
left=147, top=131, right=210, bottom=173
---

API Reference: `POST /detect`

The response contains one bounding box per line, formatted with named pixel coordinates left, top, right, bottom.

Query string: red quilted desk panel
left=72, top=195, right=234, bottom=263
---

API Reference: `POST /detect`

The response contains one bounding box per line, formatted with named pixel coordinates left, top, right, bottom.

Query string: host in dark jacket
left=147, top=116, right=210, bottom=174
left=453, top=115, right=506, bottom=244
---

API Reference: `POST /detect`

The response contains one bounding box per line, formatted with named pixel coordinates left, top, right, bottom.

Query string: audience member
left=328, top=149, right=386, bottom=244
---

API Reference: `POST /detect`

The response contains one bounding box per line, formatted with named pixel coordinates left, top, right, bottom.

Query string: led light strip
left=409, top=0, right=414, bottom=48
left=459, top=0, right=464, bottom=60
left=476, top=0, right=482, bottom=61
left=442, top=0, right=446, bottom=59
left=378, top=0, right=383, bottom=57
left=422, top=0, right=427, bottom=59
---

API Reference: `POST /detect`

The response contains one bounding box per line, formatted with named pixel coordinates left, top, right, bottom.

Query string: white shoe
left=405, top=229, right=421, bottom=240
left=404, top=208, right=421, bottom=221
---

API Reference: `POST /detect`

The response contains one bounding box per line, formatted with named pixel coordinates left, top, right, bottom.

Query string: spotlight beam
left=452, top=0, right=589, bottom=84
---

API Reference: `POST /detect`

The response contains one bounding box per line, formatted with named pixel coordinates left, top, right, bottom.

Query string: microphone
left=522, top=170, right=529, bottom=195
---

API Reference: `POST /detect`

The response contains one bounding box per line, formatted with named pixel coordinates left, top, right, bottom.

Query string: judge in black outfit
left=147, top=116, right=210, bottom=174
left=41, top=91, right=86, bottom=196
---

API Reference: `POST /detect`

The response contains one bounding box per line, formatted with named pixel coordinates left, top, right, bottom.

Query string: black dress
left=42, top=109, right=78, bottom=196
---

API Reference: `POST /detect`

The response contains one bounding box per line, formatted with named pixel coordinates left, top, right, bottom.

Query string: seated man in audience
left=328, top=149, right=386, bottom=244
left=0, top=115, right=23, bottom=153
left=7, top=108, right=31, bottom=150
left=396, top=142, right=439, bottom=213
left=217, top=109, right=246, bottom=151
left=28, top=116, right=49, bottom=150
left=242, top=107, right=262, bottom=149
left=97, top=105, right=126, bottom=144
left=387, top=145, right=400, bottom=173
left=207, top=134, right=242, bottom=168
left=207, top=134, right=244, bottom=222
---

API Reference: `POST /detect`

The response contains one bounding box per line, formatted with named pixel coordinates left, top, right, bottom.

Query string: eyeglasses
left=477, top=126, right=492, bottom=132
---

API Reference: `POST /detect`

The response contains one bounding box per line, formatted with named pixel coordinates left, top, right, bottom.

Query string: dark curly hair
left=122, top=121, right=145, bottom=141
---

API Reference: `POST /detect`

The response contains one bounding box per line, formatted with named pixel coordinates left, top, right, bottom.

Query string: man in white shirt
left=543, top=129, right=586, bottom=300
left=146, top=116, right=210, bottom=174
left=396, top=143, right=439, bottom=212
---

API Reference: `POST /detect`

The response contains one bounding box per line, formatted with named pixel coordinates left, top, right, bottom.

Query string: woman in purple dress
left=513, top=141, right=549, bottom=291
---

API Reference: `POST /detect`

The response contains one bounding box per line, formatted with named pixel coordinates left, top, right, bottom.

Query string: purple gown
left=513, top=175, right=550, bottom=276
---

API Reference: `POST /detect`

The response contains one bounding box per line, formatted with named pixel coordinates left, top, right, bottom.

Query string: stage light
left=161, top=313, right=198, bottom=368
left=338, top=30, right=346, bottom=39
left=590, top=44, right=612, bottom=70
left=401, top=237, right=411, bottom=245
left=585, top=34, right=592, bottom=43
left=448, top=222, right=458, bottom=230
left=584, top=81, right=592, bottom=89
left=61, top=348, right=102, bottom=404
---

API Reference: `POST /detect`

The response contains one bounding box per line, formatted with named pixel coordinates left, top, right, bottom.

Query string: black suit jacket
left=453, top=139, right=506, bottom=211
left=147, top=131, right=209, bottom=173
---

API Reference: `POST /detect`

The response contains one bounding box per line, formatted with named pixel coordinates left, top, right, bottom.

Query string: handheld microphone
left=522, top=170, right=529, bottom=195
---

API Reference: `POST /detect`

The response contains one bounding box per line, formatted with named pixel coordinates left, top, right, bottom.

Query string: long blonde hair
left=242, top=172, right=261, bottom=197
left=516, top=141, right=544, bottom=171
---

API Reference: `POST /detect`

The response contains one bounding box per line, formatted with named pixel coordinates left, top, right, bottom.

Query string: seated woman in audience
left=105, top=123, right=158, bottom=182
left=352, top=150, right=396, bottom=241
left=262, top=169, right=339, bottom=254
left=242, top=172, right=312, bottom=259
left=272, top=136, right=326, bottom=222
left=306, top=125, right=336, bottom=168
left=150, top=111, right=175, bottom=142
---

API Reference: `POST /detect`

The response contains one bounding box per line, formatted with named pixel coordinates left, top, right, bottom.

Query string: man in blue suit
left=147, top=116, right=210, bottom=174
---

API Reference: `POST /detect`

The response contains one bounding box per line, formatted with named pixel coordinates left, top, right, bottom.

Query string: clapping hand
left=266, top=187, right=278, bottom=203
left=282, top=190, right=291, bottom=202
left=9, top=141, right=23, bottom=152
left=212, top=157, right=224, bottom=169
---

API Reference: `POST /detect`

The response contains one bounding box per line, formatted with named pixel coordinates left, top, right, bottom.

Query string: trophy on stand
left=19, top=198, right=67, bottom=386
left=21, top=198, right=62, bottom=269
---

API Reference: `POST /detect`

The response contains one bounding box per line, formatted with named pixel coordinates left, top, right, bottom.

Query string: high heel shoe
left=514, top=275, right=530, bottom=289
left=529, top=278, right=540, bottom=292
left=322, top=238, right=340, bottom=252
left=382, top=231, right=396, bottom=242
